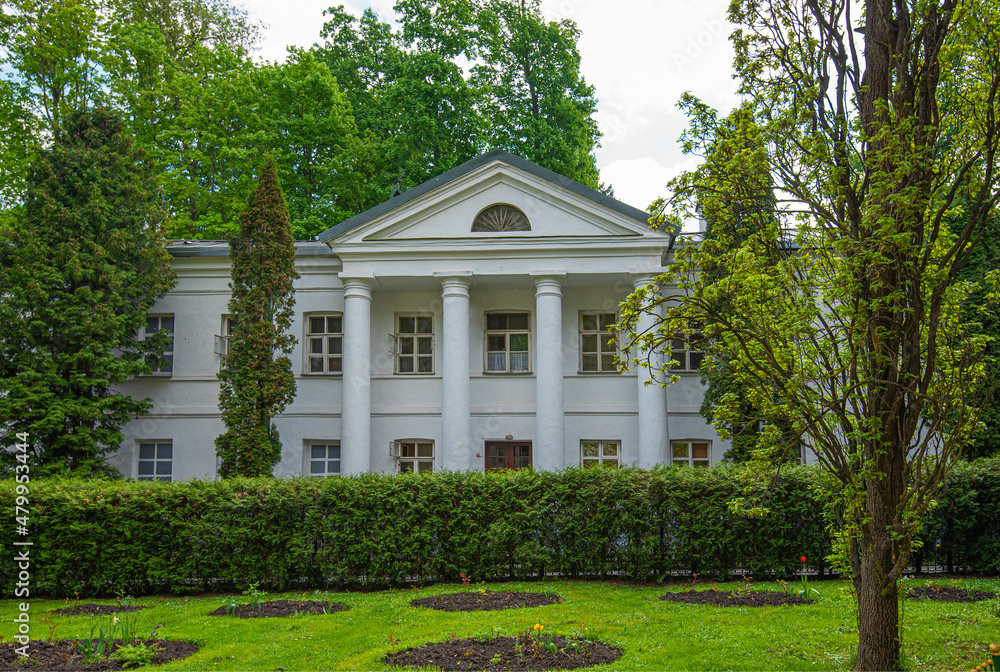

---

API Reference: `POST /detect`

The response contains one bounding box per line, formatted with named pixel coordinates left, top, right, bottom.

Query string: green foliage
left=620, top=0, right=1000, bottom=667
left=0, top=466, right=842, bottom=596
left=0, top=108, right=175, bottom=475
left=313, top=0, right=601, bottom=213
left=215, top=158, right=298, bottom=478
left=110, top=642, right=158, bottom=669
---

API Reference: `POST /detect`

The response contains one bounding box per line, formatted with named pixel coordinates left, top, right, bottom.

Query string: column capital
left=531, top=272, right=566, bottom=296
left=629, top=269, right=663, bottom=290
left=341, top=276, right=376, bottom=299
left=434, top=271, right=473, bottom=297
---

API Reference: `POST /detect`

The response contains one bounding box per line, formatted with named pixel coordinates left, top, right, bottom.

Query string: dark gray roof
left=168, top=240, right=335, bottom=258
left=316, top=149, right=652, bottom=242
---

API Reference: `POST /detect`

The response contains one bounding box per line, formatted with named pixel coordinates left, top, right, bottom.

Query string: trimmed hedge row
left=1, top=460, right=998, bottom=597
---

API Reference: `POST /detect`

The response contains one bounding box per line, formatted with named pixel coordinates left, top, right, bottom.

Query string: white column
left=632, top=272, right=668, bottom=467
left=532, top=273, right=566, bottom=470
left=436, top=272, right=473, bottom=471
left=341, top=277, right=374, bottom=473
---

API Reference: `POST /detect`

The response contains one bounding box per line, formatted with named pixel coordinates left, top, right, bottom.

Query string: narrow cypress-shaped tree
left=215, top=157, right=298, bottom=477
left=0, top=108, right=175, bottom=476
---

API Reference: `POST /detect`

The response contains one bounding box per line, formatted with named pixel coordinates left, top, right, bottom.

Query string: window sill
left=301, top=372, right=344, bottom=377
left=482, top=371, right=533, bottom=375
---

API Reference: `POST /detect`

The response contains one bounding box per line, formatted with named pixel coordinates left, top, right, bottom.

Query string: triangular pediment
left=320, top=151, right=662, bottom=247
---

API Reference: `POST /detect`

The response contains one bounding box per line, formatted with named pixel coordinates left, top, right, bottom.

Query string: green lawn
left=5, top=578, right=998, bottom=671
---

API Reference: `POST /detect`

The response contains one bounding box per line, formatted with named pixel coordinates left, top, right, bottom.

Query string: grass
left=5, top=577, right=999, bottom=671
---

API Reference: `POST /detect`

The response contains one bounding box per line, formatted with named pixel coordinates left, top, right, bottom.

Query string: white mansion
left=110, top=150, right=728, bottom=481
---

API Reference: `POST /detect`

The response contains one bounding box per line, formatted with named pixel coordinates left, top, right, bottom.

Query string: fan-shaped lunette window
left=472, top=204, right=531, bottom=232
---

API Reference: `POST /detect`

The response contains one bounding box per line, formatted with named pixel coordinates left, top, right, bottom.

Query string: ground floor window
left=485, top=441, right=532, bottom=470
left=581, top=440, right=620, bottom=468
left=308, top=442, right=341, bottom=476
left=671, top=440, right=711, bottom=467
left=137, top=440, right=172, bottom=481
left=392, top=440, right=434, bottom=473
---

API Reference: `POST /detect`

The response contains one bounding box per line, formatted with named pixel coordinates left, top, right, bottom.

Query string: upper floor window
left=391, top=314, right=434, bottom=374
left=669, top=326, right=704, bottom=372
left=472, top=204, right=530, bottom=232
left=137, top=440, right=172, bottom=481
left=485, top=312, right=530, bottom=373
left=306, top=314, right=342, bottom=374
left=672, top=440, right=711, bottom=467
left=141, top=315, right=173, bottom=375
left=579, top=312, right=617, bottom=372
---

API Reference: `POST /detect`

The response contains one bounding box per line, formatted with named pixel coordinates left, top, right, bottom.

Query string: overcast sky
left=238, top=0, right=741, bottom=213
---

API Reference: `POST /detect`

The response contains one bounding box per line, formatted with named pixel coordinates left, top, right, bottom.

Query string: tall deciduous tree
left=620, top=0, right=1000, bottom=669
left=215, top=157, right=298, bottom=478
left=0, top=108, right=175, bottom=476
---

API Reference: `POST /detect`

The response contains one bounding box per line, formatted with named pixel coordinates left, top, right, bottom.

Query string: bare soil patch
left=906, top=586, right=996, bottom=602
left=384, top=635, right=621, bottom=670
left=0, top=640, right=197, bottom=670
left=49, top=604, right=146, bottom=617
left=411, top=591, right=562, bottom=612
left=207, top=599, right=345, bottom=618
left=659, top=589, right=812, bottom=607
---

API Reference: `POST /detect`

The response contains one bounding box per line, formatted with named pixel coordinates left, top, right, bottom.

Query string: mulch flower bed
left=659, top=590, right=812, bottom=607
left=0, top=640, right=197, bottom=670
left=50, top=604, right=146, bottom=616
left=906, top=586, right=997, bottom=603
left=384, top=635, right=621, bottom=671
left=208, top=599, right=346, bottom=618
left=411, top=591, right=562, bottom=612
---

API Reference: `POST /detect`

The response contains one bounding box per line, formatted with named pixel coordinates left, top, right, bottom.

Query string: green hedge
left=1, top=460, right=997, bottom=597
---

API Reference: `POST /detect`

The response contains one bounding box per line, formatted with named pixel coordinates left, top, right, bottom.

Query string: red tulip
left=800, top=556, right=806, bottom=562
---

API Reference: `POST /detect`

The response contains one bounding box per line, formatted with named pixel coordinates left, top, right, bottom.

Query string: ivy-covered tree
left=215, top=157, right=298, bottom=478
left=0, top=108, right=175, bottom=476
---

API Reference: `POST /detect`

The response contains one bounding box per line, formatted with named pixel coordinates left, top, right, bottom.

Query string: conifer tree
left=0, top=108, right=175, bottom=475
left=215, top=157, right=298, bottom=477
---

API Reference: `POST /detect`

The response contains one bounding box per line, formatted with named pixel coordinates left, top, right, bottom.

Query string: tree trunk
left=854, top=557, right=899, bottom=671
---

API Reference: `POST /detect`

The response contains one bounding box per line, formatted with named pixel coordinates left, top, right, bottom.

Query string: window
left=472, top=204, right=530, bottom=232
left=391, top=440, right=434, bottom=473
left=392, top=315, right=434, bottom=374
left=485, top=312, right=530, bottom=372
left=308, top=442, right=341, bottom=476
left=671, top=440, right=711, bottom=467
left=581, top=440, right=620, bottom=468
left=669, top=327, right=704, bottom=372
left=580, top=312, right=617, bottom=372
left=214, top=315, right=232, bottom=356
left=137, top=441, right=172, bottom=481
left=141, top=315, right=173, bottom=374
left=485, top=441, right=532, bottom=470
left=306, top=314, right=342, bottom=374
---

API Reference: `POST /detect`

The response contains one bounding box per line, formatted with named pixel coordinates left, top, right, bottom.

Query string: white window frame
left=136, top=440, right=172, bottom=481
left=484, top=311, right=531, bottom=373
left=140, top=314, right=174, bottom=375
left=391, top=439, right=434, bottom=473
left=669, top=325, right=705, bottom=372
left=579, top=312, right=618, bottom=372
left=581, top=440, right=620, bottom=468
left=306, top=441, right=341, bottom=477
left=304, top=313, right=343, bottom=375
left=390, top=314, right=434, bottom=375
left=214, top=314, right=232, bottom=356
left=671, top=440, right=712, bottom=467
